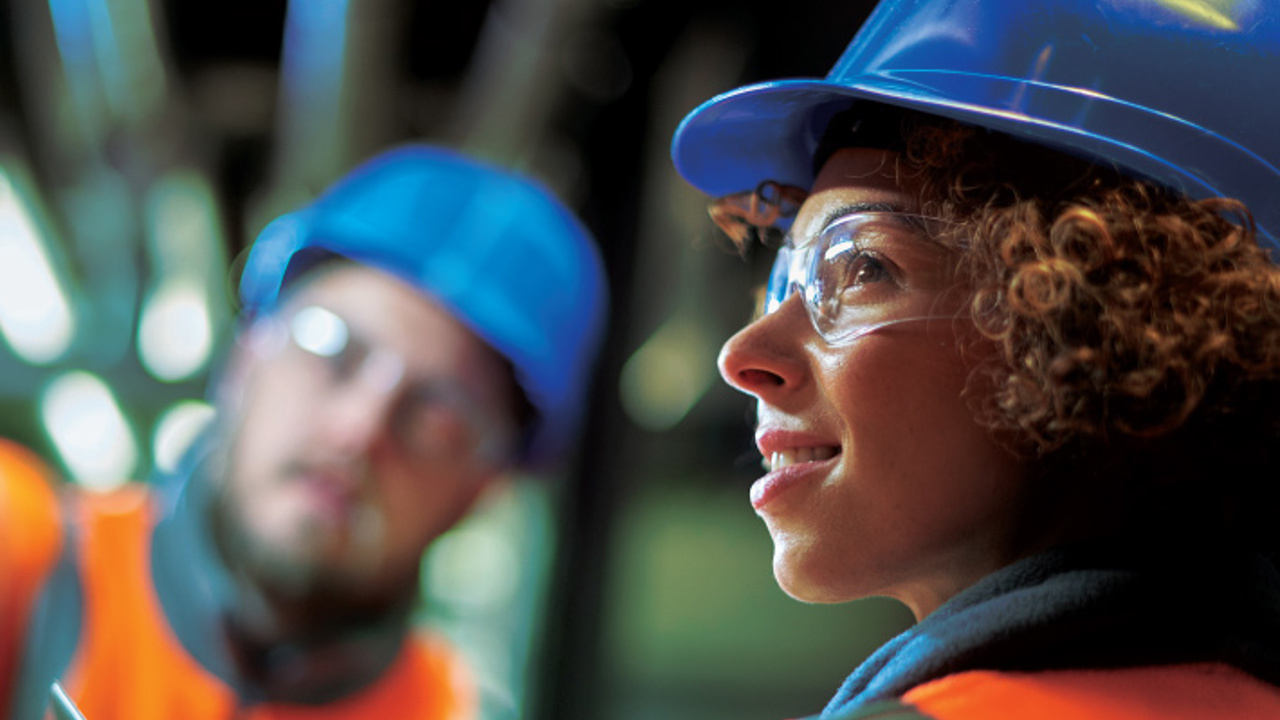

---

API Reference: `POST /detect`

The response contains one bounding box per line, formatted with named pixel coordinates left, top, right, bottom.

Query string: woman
left=671, top=1, right=1280, bottom=718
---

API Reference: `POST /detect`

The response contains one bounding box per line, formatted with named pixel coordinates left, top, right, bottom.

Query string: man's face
left=215, top=264, right=516, bottom=602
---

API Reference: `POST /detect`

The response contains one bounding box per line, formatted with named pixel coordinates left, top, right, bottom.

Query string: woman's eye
left=842, top=251, right=893, bottom=288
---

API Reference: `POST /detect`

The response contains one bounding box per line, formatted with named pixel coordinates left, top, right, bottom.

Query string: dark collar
left=822, top=538, right=1280, bottom=716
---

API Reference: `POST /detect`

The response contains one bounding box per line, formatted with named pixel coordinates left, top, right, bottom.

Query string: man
left=0, top=144, right=608, bottom=720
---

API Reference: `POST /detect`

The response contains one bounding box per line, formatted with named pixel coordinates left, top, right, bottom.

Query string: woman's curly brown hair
left=790, top=104, right=1280, bottom=545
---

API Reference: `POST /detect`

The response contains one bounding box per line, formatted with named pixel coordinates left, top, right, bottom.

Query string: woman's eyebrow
left=814, top=202, right=902, bottom=234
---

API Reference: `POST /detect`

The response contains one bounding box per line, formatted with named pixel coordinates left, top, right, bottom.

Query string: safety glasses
left=711, top=182, right=961, bottom=345
left=765, top=212, right=960, bottom=345
left=278, top=305, right=518, bottom=464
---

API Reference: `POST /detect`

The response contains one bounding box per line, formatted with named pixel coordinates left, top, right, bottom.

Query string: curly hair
left=884, top=115, right=1280, bottom=454
left=827, top=110, right=1280, bottom=554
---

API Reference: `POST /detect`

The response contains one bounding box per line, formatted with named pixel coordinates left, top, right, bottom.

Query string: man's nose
left=322, top=352, right=406, bottom=453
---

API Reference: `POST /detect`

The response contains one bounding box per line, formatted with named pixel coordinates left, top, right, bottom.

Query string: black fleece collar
left=822, top=538, right=1280, bottom=717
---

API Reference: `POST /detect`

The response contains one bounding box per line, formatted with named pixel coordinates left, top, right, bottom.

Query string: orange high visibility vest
left=1, top=440, right=478, bottom=720
left=901, top=663, right=1280, bottom=720
left=0, top=440, right=64, bottom=715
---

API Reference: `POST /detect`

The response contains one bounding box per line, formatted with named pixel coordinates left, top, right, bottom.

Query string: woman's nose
left=717, top=295, right=808, bottom=399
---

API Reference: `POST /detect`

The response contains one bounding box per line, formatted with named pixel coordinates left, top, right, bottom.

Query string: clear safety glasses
left=276, top=305, right=517, bottom=464
left=710, top=184, right=962, bottom=344
left=764, top=212, right=960, bottom=345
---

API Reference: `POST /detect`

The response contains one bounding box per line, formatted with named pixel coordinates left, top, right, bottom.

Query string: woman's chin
left=773, top=551, right=857, bottom=605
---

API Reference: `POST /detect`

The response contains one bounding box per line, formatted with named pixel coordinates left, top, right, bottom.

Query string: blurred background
left=0, top=1, right=915, bottom=720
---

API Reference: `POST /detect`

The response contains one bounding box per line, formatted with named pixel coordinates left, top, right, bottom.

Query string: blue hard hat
left=671, top=0, right=1280, bottom=249
left=239, top=144, right=609, bottom=467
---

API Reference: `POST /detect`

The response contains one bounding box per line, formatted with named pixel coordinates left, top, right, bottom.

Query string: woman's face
left=718, top=148, right=1030, bottom=619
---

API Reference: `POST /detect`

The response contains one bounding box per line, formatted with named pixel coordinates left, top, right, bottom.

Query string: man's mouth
left=288, top=464, right=363, bottom=516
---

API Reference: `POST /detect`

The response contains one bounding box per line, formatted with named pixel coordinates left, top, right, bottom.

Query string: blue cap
left=671, top=0, right=1280, bottom=249
left=239, top=145, right=609, bottom=467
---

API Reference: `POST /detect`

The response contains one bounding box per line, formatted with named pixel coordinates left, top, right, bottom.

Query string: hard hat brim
left=671, top=74, right=1280, bottom=249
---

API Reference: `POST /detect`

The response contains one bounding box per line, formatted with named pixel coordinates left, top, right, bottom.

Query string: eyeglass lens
left=763, top=213, right=956, bottom=345
left=285, top=306, right=514, bottom=462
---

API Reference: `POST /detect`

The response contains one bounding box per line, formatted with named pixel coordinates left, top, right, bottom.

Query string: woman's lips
left=750, top=431, right=841, bottom=510
left=747, top=445, right=839, bottom=507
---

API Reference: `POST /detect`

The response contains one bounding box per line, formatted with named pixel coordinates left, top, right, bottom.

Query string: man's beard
left=202, top=443, right=425, bottom=654
left=213, top=488, right=389, bottom=603
left=207, top=438, right=393, bottom=608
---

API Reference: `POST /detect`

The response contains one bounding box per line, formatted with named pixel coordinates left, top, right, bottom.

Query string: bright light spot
left=0, top=169, right=75, bottom=364
left=291, top=306, right=347, bottom=356
left=620, top=313, right=717, bottom=432
left=137, top=280, right=213, bottom=382
left=152, top=400, right=215, bottom=474
left=42, top=371, right=138, bottom=491
left=140, top=171, right=227, bottom=382
left=1147, top=0, right=1241, bottom=30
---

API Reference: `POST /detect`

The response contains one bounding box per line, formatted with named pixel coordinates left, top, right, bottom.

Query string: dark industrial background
left=0, top=2, right=915, bottom=720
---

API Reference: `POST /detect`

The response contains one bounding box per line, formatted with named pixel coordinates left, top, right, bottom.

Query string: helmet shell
left=671, top=0, right=1280, bottom=248
left=239, top=145, right=609, bottom=467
